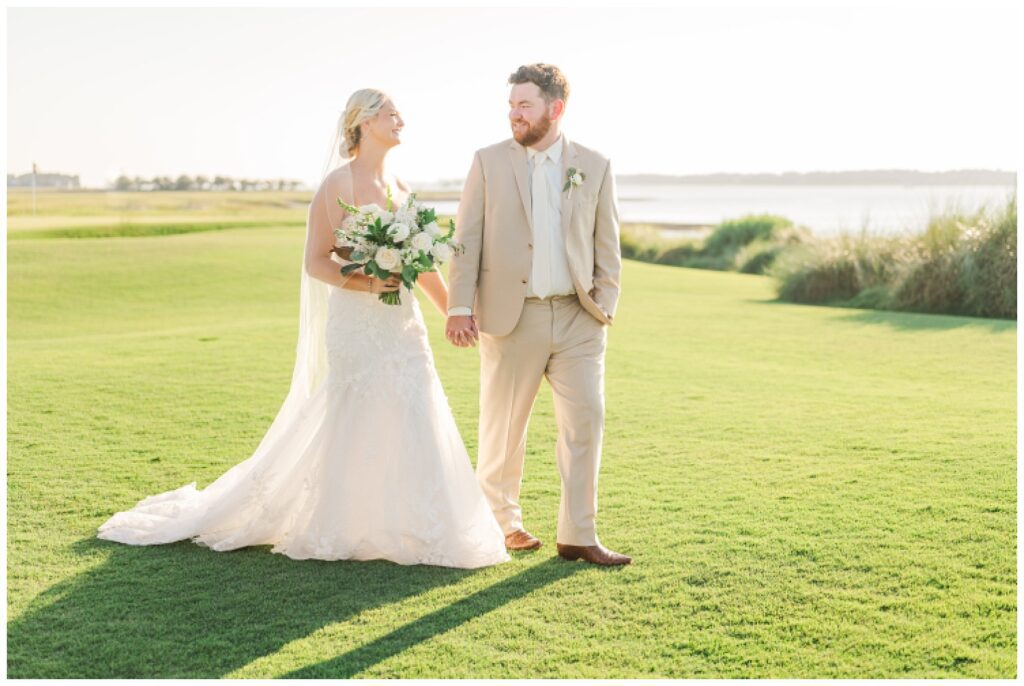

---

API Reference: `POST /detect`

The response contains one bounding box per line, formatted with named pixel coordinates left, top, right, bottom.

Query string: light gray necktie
left=530, top=151, right=551, bottom=299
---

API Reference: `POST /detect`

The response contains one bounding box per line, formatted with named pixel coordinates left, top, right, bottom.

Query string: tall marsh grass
left=768, top=194, right=1016, bottom=319
left=621, top=194, right=1016, bottom=320
left=621, top=214, right=803, bottom=273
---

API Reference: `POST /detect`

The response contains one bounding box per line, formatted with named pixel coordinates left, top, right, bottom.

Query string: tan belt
left=525, top=294, right=576, bottom=303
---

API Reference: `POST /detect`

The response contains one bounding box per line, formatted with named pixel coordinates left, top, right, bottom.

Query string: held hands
left=445, top=315, right=479, bottom=348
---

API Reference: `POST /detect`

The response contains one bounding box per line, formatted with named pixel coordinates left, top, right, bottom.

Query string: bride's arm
left=416, top=270, right=450, bottom=317
left=304, top=173, right=361, bottom=289
left=304, top=171, right=395, bottom=293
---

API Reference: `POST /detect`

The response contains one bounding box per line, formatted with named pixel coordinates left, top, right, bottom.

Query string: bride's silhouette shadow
left=8, top=535, right=582, bottom=678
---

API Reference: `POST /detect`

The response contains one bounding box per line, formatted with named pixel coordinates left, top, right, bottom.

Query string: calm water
left=430, top=183, right=1015, bottom=236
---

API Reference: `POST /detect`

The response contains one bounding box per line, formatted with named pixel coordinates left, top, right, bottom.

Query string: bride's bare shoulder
left=319, top=163, right=355, bottom=201
left=322, top=163, right=355, bottom=185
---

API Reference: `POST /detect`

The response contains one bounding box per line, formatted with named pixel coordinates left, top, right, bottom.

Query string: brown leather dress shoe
left=504, top=529, right=542, bottom=551
left=556, top=543, right=632, bottom=566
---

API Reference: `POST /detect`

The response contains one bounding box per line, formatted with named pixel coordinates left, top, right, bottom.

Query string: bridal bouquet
left=333, top=189, right=461, bottom=305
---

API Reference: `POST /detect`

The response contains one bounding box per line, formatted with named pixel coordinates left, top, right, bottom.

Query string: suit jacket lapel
left=560, top=135, right=579, bottom=262
left=508, top=141, right=532, bottom=230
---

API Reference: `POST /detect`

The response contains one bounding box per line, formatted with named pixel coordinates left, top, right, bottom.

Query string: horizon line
left=7, top=167, right=1018, bottom=189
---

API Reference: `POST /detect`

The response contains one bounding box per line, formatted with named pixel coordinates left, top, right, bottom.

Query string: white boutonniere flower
left=563, top=167, right=586, bottom=198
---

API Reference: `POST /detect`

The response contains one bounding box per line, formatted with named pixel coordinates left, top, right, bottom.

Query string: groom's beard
left=511, top=114, right=552, bottom=147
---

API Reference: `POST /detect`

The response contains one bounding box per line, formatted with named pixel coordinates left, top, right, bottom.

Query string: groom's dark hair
left=508, top=63, right=570, bottom=104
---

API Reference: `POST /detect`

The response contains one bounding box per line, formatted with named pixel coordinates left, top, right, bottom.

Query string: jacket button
left=528, top=243, right=533, bottom=249
left=521, top=279, right=527, bottom=284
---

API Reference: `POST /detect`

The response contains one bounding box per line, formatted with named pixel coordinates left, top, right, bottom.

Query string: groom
left=446, top=64, right=629, bottom=566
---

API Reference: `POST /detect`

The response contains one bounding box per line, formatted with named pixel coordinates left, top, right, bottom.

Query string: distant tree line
left=112, top=175, right=304, bottom=192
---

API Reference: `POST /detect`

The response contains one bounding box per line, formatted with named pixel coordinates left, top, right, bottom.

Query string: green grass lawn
left=6, top=216, right=1016, bottom=677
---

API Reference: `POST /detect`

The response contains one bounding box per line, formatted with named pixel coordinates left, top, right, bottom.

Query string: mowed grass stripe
left=7, top=220, right=306, bottom=240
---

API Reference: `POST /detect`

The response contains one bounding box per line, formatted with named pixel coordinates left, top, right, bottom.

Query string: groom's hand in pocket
left=445, top=315, right=478, bottom=348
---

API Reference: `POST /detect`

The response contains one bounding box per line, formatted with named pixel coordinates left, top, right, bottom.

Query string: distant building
left=7, top=172, right=81, bottom=189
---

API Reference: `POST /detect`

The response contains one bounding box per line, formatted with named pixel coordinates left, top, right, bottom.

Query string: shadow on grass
left=828, top=307, right=1015, bottom=333
left=8, top=536, right=553, bottom=678
left=281, top=556, right=583, bottom=678
left=748, top=297, right=1015, bottom=333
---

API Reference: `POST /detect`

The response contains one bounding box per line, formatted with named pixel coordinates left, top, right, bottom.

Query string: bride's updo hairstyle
left=339, top=88, right=389, bottom=158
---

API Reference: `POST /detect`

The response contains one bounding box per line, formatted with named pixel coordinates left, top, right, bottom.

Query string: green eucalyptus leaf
left=341, top=263, right=363, bottom=276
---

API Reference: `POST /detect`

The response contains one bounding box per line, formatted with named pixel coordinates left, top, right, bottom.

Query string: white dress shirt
left=526, top=135, right=576, bottom=300
left=448, top=134, right=575, bottom=317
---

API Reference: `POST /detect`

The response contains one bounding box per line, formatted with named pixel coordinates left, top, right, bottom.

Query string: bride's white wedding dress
left=97, top=168, right=509, bottom=569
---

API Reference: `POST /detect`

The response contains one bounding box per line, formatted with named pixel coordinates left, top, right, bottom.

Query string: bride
left=96, top=89, right=511, bottom=569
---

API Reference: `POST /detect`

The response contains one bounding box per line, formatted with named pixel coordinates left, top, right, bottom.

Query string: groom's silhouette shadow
left=282, top=556, right=580, bottom=678
left=7, top=536, right=581, bottom=678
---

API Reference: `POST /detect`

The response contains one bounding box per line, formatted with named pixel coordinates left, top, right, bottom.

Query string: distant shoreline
left=616, top=169, right=1016, bottom=186
left=409, top=169, right=1016, bottom=193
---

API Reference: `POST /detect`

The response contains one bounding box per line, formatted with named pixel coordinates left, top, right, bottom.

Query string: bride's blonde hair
left=339, top=88, right=389, bottom=158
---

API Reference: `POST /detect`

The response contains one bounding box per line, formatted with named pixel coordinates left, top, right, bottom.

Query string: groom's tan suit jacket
left=448, top=135, right=621, bottom=336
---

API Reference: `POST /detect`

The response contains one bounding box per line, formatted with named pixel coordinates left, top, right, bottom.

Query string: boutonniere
left=563, top=167, right=586, bottom=198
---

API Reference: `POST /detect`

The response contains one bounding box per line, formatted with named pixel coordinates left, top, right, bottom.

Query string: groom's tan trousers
left=476, top=294, right=607, bottom=547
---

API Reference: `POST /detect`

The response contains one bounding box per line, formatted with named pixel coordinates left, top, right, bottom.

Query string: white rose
left=359, top=203, right=382, bottom=216
left=572, top=172, right=584, bottom=185
left=424, top=221, right=442, bottom=238
left=430, top=242, right=452, bottom=262
left=374, top=246, right=401, bottom=271
left=388, top=222, right=411, bottom=243
left=396, top=207, right=418, bottom=226
left=411, top=232, right=434, bottom=252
